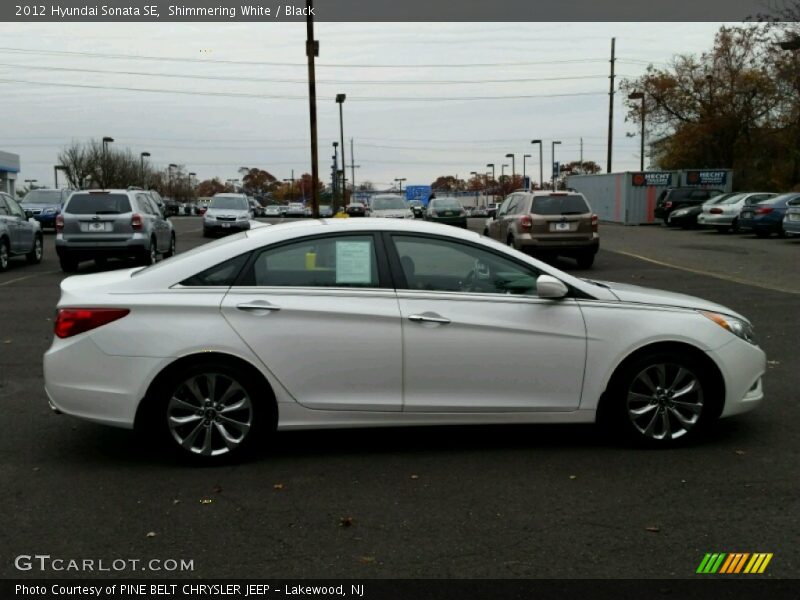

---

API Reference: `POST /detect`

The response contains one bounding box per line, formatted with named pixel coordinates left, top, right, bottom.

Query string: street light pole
left=628, top=91, right=646, bottom=171
left=551, top=141, right=562, bottom=190
left=54, top=165, right=65, bottom=188
left=505, top=153, right=515, bottom=190
left=332, top=142, right=339, bottom=210
left=140, top=152, right=150, bottom=188
left=501, top=164, right=508, bottom=196
left=486, top=163, right=495, bottom=201
left=305, top=0, right=320, bottom=218
left=522, top=154, right=531, bottom=190
left=531, top=140, right=543, bottom=190
left=336, top=93, right=347, bottom=205
left=101, top=136, right=114, bottom=188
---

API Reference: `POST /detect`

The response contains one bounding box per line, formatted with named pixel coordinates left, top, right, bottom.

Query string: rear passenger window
left=248, top=235, right=379, bottom=288
left=180, top=253, right=250, bottom=287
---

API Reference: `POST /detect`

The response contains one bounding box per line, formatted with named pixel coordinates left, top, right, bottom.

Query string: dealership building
left=0, top=150, right=20, bottom=196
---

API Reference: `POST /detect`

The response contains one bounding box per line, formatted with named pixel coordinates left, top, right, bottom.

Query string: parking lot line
left=0, top=270, right=61, bottom=287
left=610, top=249, right=800, bottom=296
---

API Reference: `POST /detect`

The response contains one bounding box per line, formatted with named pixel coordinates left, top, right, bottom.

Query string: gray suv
left=0, top=192, right=44, bottom=271
left=56, top=189, right=175, bottom=272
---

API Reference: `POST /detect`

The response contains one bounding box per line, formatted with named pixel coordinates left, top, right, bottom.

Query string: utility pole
left=606, top=37, right=616, bottom=174
left=333, top=142, right=339, bottom=210
left=305, top=0, right=320, bottom=218
left=350, top=138, right=358, bottom=194
left=580, top=138, right=583, bottom=173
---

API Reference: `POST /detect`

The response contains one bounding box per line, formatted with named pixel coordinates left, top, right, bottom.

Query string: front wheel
left=164, top=233, right=176, bottom=258
left=715, top=226, right=730, bottom=233
left=0, top=239, right=9, bottom=272
left=59, top=254, right=79, bottom=273
left=602, top=351, right=718, bottom=447
left=26, top=235, right=43, bottom=264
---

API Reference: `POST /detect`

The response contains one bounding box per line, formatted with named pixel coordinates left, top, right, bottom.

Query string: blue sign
left=405, top=185, right=432, bottom=205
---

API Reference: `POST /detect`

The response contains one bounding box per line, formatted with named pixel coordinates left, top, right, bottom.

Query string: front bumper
left=707, top=337, right=766, bottom=418
left=204, top=220, right=251, bottom=233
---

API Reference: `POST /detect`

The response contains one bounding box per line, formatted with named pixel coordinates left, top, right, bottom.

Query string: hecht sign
left=686, top=170, right=728, bottom=186
left=631, top=172, right=672, bottom=187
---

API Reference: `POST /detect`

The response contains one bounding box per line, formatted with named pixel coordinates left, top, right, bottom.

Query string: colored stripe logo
left=697, top=553, right=773, bottom=574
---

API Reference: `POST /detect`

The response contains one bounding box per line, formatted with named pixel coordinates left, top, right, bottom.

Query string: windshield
left=21, top=190, right=63, bottom=205
left=65, top=193, right=131, bottom=214
left=210, top=196, right=248, bottom=210
left=430, top=199, right=461, bottom=209
left=372, top=196, right=407, bottom=210
left=531, top=195, right=590, bottom=215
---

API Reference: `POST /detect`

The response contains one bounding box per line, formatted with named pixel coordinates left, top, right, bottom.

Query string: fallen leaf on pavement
left=146, top=531, right=157, bottom=538
left=212, top=484, right=222, bottom=493
left=410, top=474, right=419, bottom=480
left=735, top=450, right=746, bottom=456
left=273, top=483, right=284, bottom=490
left=339, top=516, right=355, bottom=527
left=359, top=556, right=375, bottom=564
left=199, top=499, right=214, bottom=505
left=645, top=526, right=660, bottom=533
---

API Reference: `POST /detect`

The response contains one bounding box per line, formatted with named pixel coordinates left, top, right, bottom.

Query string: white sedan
left=44, top=219, right=766, bottom=462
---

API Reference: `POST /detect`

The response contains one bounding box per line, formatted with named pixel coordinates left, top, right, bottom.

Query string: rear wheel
left=576, top=251, right=595, bottom=269
left=755, top=230, right=770, bottom=238
left=506, top=235, right=515, bottom=249
left=0, top=239, right=9, bottom=272
left=151, top=361, right=274, bottom=463
left=731, top=218, right=740, bottom=233
left=59, top=254, right=79, bottom=273
left=602, top=351, right=717, bottom=447
left=141, top=238, right=158, bottom=266
left=715, top=226, right=730, bottom=233
left=26, top=235, right=43, bottom=264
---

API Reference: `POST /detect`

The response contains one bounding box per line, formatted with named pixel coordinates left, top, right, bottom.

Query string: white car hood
left=597, top=281, right=747, bottom=321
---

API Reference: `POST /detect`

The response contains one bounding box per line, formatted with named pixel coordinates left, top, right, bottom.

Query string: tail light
left=709, top=207, right=723, bottom=214
left=665, top=201, right=673, bottom=209
left=591, top=214, right=599, bottom=232
left=519, top=215, right=532, bottom=230
left=131, top=213, right=143, bottom=230
left=55, top=214, right=64, bottom=233
left=755, top=207, right=774, bottom=215
left=54, top=308, right=130, bottom=339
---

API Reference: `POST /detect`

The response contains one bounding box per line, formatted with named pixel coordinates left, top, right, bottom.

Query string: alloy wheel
left=0, top=242, right=8, bottom=270
left=149, top=243, right=157, bottom=264
left=626, top=363, right=704, bottom=441
left=167, top=372, right=253, bottom=457
left=34, top=238, right=42, bottom=260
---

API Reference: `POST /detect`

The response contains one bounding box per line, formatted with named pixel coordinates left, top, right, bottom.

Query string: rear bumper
left=697, top=214, right=734, bottom=226
left=517, top=234, right=599, bottom=254
left=426, top=216, right=467, bottom=227
left=55, top=236, right=149, bottom=260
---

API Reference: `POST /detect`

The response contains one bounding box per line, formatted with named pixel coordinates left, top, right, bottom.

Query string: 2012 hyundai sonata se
left=43, top=219, right=766, bottom=462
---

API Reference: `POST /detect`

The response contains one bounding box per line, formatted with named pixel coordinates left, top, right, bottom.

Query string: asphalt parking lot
left=1, top=217, right=797, bottom=579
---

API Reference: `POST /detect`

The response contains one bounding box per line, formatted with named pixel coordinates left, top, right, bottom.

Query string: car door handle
left=236, top=302, right=281, bottom=312
left=408, top=313, right=451, bottom=324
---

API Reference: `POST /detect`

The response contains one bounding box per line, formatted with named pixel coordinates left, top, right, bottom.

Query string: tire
left=601, top=350, right=719, bottom=447
left=149, top=361, right=274, bottom=464
left=0, top=238, right=9, bottom=272
left=202, top=229, right=211, bottom=238
left=506, top=235, right=515, bottom=249
left=482, top=229, right=489, bottom=237
left=755, top=230, right=770, bottom=238
left=142, top=238, right=158, bottom=266
left=715, top=226, right=730, bottom=233
left=576, top=252, right=595, bottom=269
left=164, top=233, right=176, bottom=259
left=731, top=218, right=739, bottom=233
left=26, top=234, right=43, bottom=264
left=59, top=254, right=79, bottom=273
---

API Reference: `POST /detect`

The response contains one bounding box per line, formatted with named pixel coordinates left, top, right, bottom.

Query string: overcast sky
left=0, top=22, right=732, bottom=190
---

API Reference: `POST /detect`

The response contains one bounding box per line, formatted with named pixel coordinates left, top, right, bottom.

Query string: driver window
left=392, top=235, right=540, bottom=296
left=6, top=197, right=26, bottom=219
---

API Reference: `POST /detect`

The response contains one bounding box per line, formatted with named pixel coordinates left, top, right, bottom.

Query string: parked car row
left=666, top=190, right=800, bottom=238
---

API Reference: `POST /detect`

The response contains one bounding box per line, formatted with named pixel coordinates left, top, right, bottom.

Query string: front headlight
left=672, top=209, right=688, bottom=217
left=43, top=207, right=56, bottom=214
left=238, top=214, right=249, bottom=220
left=701, top=311, right=756, bottom=345
left=204, top=214, right=215, bottom=221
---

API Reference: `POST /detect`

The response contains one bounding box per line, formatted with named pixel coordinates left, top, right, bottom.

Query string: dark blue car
left=20, top=188, right=72, bottom=230
left=738, top=193, right=800, bottom=237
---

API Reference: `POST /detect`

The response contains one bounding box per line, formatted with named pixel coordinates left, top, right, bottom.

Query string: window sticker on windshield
left=336, top=241, right=372, bottom=284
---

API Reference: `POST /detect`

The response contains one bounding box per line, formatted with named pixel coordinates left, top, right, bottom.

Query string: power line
left=0, top=62, right=613, bottom=86
left=0, top=77, right=606, bottom=102
left=0, top=46, right=609, bottom=69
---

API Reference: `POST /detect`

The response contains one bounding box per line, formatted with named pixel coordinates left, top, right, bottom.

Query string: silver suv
left=0, top=192, right=43, bottom=271
left=56, top=189, right=175, bottom=272
left=203, top=193, right=253, bottom=236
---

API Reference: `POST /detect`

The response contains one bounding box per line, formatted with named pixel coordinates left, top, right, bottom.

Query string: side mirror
left=28, top=217, right=37, bottom=224
left=536, top=274, right=568, bottom=299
